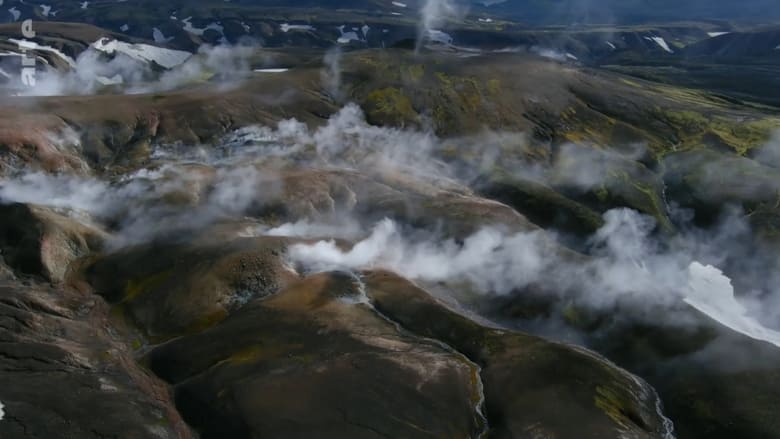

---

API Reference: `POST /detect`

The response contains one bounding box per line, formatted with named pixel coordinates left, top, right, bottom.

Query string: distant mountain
left=683, top=28, right=780, bottom=59
left=473, top=0, right=780, bottom=24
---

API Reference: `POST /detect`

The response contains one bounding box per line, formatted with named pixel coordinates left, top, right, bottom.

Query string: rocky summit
left=0, top=1, right=780, bottom=438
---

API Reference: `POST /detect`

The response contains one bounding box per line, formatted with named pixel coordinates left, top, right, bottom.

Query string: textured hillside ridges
left=364, top=271, right=674, bottom=438
left=2, top=46, right=776, bottom=242
left=5, top=0, right=780, bottom=30
left=141, top=269, right=672, bottom=438
left=84, top=236, right=298, bottom=339
left=0, top=133, right=679, bottom=437
left=143, top=272, right=489, bottom=438
left=0, top=279, right=191, bottom=438
left=1, top=1, right=777, bottom=51
left=0, top=5, right=420, bottom=52
left=2, top=16, right=780, bottom=439
left=3, top=15, right=779, bottom=127
left=1, top=46, right=777, bottom=168
left=0, top=203, right=107, bottom=282
left=469, top=0, right=780, bottom=23
left=479, top=271, right=780, bottom=439
left=3, top=17, right=779, bottom=107
left=2, top=119, right=780, bottom=437
left=0, top=197, right=673, bottom=435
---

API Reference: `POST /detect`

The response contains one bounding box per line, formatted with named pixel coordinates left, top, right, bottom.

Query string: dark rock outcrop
left=0, top=203, right=107, bottom=283
left=0, top=279, right=190, bottom=438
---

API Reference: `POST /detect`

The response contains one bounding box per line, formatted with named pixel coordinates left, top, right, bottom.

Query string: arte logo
left=20, top=19, right=36, bottom=87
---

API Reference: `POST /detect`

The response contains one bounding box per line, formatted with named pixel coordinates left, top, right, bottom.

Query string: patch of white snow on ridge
left=280, top=23, right=315, bottom=33
left=686, top=262, right=780, bottom=349
left=426, top=29, right=453, bottom=45
left=96, top=74, right=123, bottom=85
left=644, top=36, right=673, bottom=53
left=338, top=31, right=360, bottom=44
left=182, top=17, right=224, bottom=37
left=152, top=28, right=173, bottom=44
left=9, top=39, right=76, bottom=68
left=707, top=32, right=730, bottom=38
left=91, top=38, right=191, bottom=69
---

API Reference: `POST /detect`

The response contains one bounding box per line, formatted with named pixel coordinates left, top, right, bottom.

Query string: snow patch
left=426, top=29, right=453, bottom=45
left=685, top=262, right=780, bottom=349
left=152, top=28, right=173, bottom=44
left=337, top=31, right=360, bottom=44
left=531, top=47, right=570, bottom=62
left=91, top=38, right=191, bottom=69
left=96, top=74, right=123, bottom=85
left=182, top=17, right=225, bottom=38
left=10, top=39, right=76, bottom=68
left=644, top=36, right=673, bottom=53
left=280, top=23, right=315, bottom=33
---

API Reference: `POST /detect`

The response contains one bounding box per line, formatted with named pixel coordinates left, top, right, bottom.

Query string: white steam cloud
left=686, top=262, right=780, bottom=349
left=2, top=101, right=780, bottom=352
left=0, top=164, right=277, bottom=248
left=284, top=206, right=780, bottom=346
left=289, top=218, right=554, bottom=293
left=321, top=46, right=343, bottom=102
left=752, top=129, right=780, bottom=168
left=418, top=0, right=467, bottom=49
left=11, top=42, right=256, bottom=97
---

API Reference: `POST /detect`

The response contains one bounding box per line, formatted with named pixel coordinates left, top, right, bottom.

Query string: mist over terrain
left=0, top=0, right=779, bottom=438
